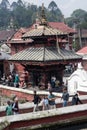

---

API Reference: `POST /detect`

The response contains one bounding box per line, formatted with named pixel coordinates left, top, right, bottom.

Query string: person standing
left=6, top=100, right=13, bottom=116
left=14, top=73, right=19, bottom=87
left=33, top=90, right=41, bottom=112
left=47, top=81, right=52, bottom=91
left=51, top=76, right=56, bottom=88
left=42, top=96, right=49, bottom=110
left=12, top=97, right=19, bottom=115
left=61, top=87, right=69, bottom=107
left=72, top=93, right=83, bottom=105
left=48, top=90, right=56, bottom=109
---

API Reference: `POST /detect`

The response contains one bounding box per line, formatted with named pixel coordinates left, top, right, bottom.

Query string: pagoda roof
left=22, top=25, right=67, bottom=39
left=0, top=29, right=16, bottom=42
left=77, top=46, right=87, bottom=55
left=7, top=27, right=33, bottom=44
left=9, top=47, right=82, bottom=63
left=48, top=22, right=76, bottom=34
left=12, top=27, right=28, bottom=40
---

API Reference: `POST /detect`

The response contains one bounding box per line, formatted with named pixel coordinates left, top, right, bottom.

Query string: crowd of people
left=32, top=90, right=56, bottom=112
left=32, top=88, right=83, bottom=112
left=47, top=76, right=65, bottom=93
left=5, top=86, right=83, bottom=116
left=5, top=88, right=83, bottom=116
left=2, top=60, right=86, bottom=115
left=0, top=69, right=29, bottom=89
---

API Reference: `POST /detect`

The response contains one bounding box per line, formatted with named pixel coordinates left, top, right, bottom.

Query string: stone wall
left=1, top=85, right=87, bottom=129
left=1, top=104, right=87, bottom=130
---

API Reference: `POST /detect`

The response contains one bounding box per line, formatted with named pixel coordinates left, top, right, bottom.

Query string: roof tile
left=9, top=47, right=82, bottom=62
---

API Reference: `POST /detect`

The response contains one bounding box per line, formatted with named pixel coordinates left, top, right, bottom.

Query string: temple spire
left=35, top=13, right=40, bottom=24
left=40, top=3, right=48, bottom=26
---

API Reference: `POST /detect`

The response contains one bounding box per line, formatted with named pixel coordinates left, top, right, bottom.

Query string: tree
left=12, top=5, right=27, bottom=27
left=0, top=0, right=10, bottom=9
left=0, top=0, right=87, bottom=30
left=10, top=2, right=18, bottom=11
left=0, top=8, right=10, bottom=29
left=17, top=0, right=23, bottom=6
left=48, top=1, right=58, bottom=11
left=47, top=1, right=63, bottom=22
left=71, top=9, right=87, bottom=20
left=66, top=9, right=87, bottom=29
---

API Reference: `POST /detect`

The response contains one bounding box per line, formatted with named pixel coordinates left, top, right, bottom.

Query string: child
left=42, top=96, right=49, bottom=110
left=6, top=101, right=13, bottom=116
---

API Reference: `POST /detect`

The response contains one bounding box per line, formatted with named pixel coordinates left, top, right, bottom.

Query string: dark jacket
left=12, top=102, right=19, bottom=112
left=62, top=92, right=69, bottom=101
left=72, top=94, right=83, bottom=105
left=33, top=94, right=41, bottom=104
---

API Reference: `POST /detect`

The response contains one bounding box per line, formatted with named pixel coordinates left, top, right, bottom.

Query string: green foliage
left=47, top=1, right=63, bottom=22
left=65, top=17, right=74, bottom=27
left=73, top=41, right=81, bottom=52
left=0, top=0, right=87, bottom=30
left=66, top=9, right=87, bottom=29
left=71, top=9, right=87, bottom=20
left=12, top=5, right=32, bottom=27
left=0, top=0, right=10, bottom=9
left=0, top=0, right=64, bottom=29
left=0, top=8, right=10, bottom=29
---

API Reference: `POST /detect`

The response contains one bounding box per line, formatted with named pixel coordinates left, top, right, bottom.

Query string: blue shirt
left=48, top=94, right=55, bottom=105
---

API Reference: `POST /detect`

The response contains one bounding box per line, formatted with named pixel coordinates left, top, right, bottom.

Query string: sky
left=1, top=0, right=87, bottom=18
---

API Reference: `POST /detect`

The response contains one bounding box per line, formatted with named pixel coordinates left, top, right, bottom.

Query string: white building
left=68, top=55, right=87, bottom=94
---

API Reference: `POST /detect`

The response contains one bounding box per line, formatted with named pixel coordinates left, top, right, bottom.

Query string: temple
left=8, top=4, right=82, bottom=89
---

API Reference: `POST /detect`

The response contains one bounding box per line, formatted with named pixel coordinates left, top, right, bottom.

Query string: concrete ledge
left=0, top=104, right=87, bottom=123
left=0, top=84, right=87, bottom=118
left=0, top=104, right=87, bottom=129
left=13, top=116, right=87, bottom=130
left=0, top=84, right=87, bottom=129
left=0, top=120, right=10, bottom=130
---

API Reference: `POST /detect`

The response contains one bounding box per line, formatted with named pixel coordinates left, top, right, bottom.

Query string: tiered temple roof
left=22, top=25, right=67, bottom=38
left=9, top=47, right=82, bottom=63
left=9, top=3, right=82, bottom=63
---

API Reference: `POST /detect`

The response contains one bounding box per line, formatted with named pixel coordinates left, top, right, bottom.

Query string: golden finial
left=40, top=3, right=47, bottom=26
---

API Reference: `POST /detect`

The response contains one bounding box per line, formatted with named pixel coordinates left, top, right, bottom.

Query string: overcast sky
left=2, top=0, right=87, bottom=18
